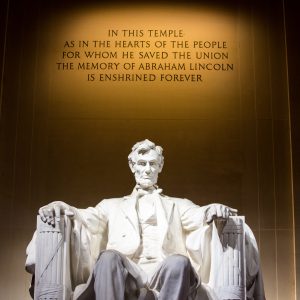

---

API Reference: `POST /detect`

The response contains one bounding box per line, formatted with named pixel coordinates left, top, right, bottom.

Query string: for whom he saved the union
left=26, top=139, right=265, bottom=300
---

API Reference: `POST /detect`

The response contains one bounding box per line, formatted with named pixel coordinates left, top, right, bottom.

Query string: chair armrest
left=34, top=215, right=72, bottom=300
left=213, top=216, right=246, bottom=300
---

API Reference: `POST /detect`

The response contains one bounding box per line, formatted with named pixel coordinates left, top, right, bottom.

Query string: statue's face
left=131, top=149, right=162, bottom=189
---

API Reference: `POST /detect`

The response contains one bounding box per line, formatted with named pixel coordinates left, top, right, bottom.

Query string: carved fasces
left=213, top=216, right=246, bottom=300
left=34, top=216, right=71, bottom=300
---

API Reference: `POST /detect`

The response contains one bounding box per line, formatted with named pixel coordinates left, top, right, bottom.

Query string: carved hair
left=128, top=139, right=164, bottom=167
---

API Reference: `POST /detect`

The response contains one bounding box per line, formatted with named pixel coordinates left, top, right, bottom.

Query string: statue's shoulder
left=96, top=197, right=126, bottom=206
left=162, top=194, right=197, bottom=207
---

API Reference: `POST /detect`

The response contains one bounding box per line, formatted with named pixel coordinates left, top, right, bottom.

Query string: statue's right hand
left=38, top=201, right=73, bottom=225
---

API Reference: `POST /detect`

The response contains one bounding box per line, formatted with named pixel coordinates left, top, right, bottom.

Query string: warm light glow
left=41, top=4, right=243, bottom=120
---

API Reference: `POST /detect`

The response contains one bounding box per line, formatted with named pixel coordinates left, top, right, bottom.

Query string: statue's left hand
left=204, top=203, right=238, bottom=224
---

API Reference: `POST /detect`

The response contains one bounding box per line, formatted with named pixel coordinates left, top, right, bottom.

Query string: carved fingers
left=38, top=201, right=70, bottom=225
left=205, top=204, right=238, bottom=224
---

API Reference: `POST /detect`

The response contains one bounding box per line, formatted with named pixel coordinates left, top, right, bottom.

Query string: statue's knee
left=95, top=250, right=122, bottom=270
left=164, top=255, right=191, bottom=274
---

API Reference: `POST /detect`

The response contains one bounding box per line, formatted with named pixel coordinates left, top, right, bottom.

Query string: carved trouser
left=92, top=250, right=198, bottom=300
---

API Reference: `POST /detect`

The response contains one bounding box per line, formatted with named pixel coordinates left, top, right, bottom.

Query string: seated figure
left=26, top=139, right=265, bottom=300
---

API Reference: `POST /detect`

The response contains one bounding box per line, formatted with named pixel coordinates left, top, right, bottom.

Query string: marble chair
left=32, top=216, right=246, bottom=300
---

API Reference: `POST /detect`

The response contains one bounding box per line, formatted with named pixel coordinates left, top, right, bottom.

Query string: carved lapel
left=121, top=196, right=139, bottom=234
left=155, top=194, right=174, bottom=244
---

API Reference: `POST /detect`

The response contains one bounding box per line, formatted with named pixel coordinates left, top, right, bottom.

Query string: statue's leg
left=93, top=250, right=139, bottom=300
left=149, top=255, right=198, bottom=300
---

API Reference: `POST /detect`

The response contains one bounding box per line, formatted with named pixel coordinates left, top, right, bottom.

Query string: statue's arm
left=37, top=199, right=108, bottom=234
left=76, top=201, right=109, bottom=234
left=200, top=203, right=238, bottom=223
left=178, top=198, right=238, bottom=231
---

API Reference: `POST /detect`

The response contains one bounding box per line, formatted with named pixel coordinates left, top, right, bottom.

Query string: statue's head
left=128, top=139, right=164, bottom=189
